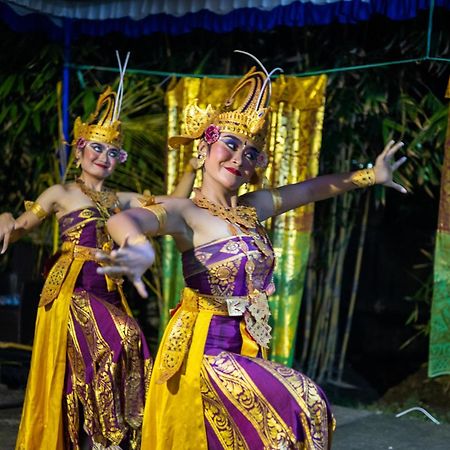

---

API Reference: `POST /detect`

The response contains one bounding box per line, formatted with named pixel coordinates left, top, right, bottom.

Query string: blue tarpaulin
left=1, top=0, right=449, bottom=38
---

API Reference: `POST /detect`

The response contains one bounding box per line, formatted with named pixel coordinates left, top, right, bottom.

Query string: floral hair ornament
left=168, top=50, right=283, bottom=154
left=72, top=51, right=130, bottom=163
left=76, top=137, right=87, bottom=149
left=204, top=124, right=221, bottom=144
left=118, top=150, right=128, bottom=163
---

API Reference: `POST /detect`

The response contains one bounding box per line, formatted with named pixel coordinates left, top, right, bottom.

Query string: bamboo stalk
left=337, top=190, right=371, bottom=382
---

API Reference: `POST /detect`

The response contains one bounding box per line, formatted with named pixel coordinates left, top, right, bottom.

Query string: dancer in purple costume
left=97, top=52, right=407, bottom=450
left=0, top=77, right=198, bottom=448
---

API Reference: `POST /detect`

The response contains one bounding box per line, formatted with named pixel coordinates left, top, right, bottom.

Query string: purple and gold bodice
left=58, top=207, right=117, bottom=302
left=59, top=206, right=111, bottom=248
left=182, top=235, right=275, bottom=297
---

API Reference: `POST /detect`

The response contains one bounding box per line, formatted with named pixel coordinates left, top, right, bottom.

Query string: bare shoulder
left=239, top=189, right=273, bottom=220
left=37, top=183, right=70, bottom=202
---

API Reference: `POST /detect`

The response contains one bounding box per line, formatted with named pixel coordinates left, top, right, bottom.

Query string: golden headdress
left=168, top=51, right=282, bottom=154
left=72, top=52, right=130, bottom=152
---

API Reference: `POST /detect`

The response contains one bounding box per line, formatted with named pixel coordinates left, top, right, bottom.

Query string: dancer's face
left=77, top=141, right=120, bottom=179
left=203, top=133, right=259, bottom=191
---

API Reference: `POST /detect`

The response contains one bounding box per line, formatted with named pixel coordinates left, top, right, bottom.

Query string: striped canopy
left=1, top=0, right=449, bottom=37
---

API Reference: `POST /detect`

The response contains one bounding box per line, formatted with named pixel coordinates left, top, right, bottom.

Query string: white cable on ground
left=395, top=407, right=440, bottom=425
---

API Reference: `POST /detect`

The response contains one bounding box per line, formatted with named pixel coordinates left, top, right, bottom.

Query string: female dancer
left=97, top=59, right=407, bottom=449
left=0, top=86, right=198, bottom=449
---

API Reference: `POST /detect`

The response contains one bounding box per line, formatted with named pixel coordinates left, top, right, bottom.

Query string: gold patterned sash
left=157, top=288, right=271, bottom=384
left=39, top=241, right=114, bottom=307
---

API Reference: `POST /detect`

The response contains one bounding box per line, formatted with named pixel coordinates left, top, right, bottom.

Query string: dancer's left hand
left=96, top=235, right=155, bottom=298
left=373, top=140, right=408, bottom=193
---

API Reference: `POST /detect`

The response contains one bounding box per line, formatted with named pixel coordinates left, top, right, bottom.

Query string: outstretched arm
left=170, top=157, right=200, bottom=197
left=0, top=184, right=62, bottom=253
left=244, top=140, right=407, bottom=221
left=97, top=197, right=189, bottom=297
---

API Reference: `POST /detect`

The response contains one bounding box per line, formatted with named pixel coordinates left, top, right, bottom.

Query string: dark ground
left=1, top=383, right=449, bottom=450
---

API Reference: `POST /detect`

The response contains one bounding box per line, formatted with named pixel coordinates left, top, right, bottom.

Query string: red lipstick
left=224, top=167, right=242, bottom=176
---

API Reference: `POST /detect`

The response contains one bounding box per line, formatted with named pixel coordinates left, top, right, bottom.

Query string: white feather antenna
left=233, top=49, right=283, bottom=112
left=113, top=50, right=130, bottom=123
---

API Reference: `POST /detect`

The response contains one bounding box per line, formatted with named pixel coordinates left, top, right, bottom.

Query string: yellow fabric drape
left=163, top=75, right=327, bottom=365
left=15, top=244, right=132, bottom=449
left=142, top=287, right=264, bottom=449
left=15, top=259, right=83, bottom=450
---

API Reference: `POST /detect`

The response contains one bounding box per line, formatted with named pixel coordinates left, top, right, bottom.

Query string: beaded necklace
left=76, top=178, right=120, bottom=221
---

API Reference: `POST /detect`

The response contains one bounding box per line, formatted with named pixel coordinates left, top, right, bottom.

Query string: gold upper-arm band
left=350, top=168, right=376, bottom=188
left=137, top=192, right=167, bottom=234
left=142, top=204, right=167, bottom=234
left=269, top=188, right=283, bottom=216
left=24, top=201, right=49, bottom=221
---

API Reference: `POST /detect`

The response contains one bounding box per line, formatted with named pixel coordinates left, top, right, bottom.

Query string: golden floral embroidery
left=66, top=290, right=150, bottom=449
left=251, top=358, right=333, bottom=450
left=208, top=260, right=241, bottom=296
left=157, top=291, right=199, bottom=383
left=200, top=364, right=249, bottom=450
left=194, top=250, right=213, bottom=265
left=79, top=209, right=95, bottom=219
left=220, top=240, right=241, bottom=255
left=203, top=353, right=297, bottom=449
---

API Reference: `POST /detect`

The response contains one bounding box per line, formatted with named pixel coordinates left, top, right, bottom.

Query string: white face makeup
left=203, top=133, right=260, bottom=191
left=78, top=141, right=119, bottom=178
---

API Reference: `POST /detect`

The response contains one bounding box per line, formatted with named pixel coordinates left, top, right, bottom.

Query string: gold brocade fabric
left=141, top=287, right=333, bottom=450
left=157, top=287, right=253, bottom=384
left=163, top=75, right=327, bottom=364
left=16, top=208, right=148, bottom=450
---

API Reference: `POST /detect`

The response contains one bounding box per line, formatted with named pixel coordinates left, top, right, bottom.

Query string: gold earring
left=197, top=149, right=206, bottom=168
left=75, top=159, right=81, bottom=169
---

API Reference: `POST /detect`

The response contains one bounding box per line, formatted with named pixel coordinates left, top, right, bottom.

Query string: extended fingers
left=97, top=265, right=131, bottom=277
left=133, top=278, right=148, bottom=298
left=1, top=232, right=11, bottom=254
left=385, top=180, right=408, bottom=194
left=391, top=156, right=407, bottom=171
left=384, top=141, right=404, bottom=160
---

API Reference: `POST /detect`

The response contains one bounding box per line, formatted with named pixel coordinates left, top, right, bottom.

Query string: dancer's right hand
left=0, top=213, right=16, bottom=254
left=96, top=234, right=155, bottom=298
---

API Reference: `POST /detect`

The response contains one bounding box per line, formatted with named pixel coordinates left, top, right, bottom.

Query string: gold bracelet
left=350, top=168, right=376, bottom=188
left=138, top=192, right=156, bottom=207
left=142, top=204, right=167, bottom=234
left=24, top=201, right=49, bottom=221
left=269, top=188, right=283, bottom=215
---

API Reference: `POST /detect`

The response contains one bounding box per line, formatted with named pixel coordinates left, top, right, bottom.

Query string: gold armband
left=142, top=204, right=167, bottom=234
left=24, top=201, right=49, bottom=221
left=350, top=168, right=376, bottom=188
left=137, top=191, right=156, bottom=207
left=269, top=188, right=283, bottom=216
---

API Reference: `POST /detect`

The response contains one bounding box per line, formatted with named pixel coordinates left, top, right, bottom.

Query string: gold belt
left=39, top=242, right=109, bottom=307
left=157, top=287, right=271, bottom=384
left=191, top=291, right=249, bottom=316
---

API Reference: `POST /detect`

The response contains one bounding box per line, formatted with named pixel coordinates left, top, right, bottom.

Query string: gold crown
left=169, top=67, right=271, bottom=150
left=72, top=87, right=123, bottom=148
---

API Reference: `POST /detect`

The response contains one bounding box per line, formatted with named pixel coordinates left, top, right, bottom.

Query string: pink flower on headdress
left=76, top=137, right=87, bottom=149
left=256, top=151, right=268, bottom=169
left=118, top=150, right=128, bottom=163
left=204, top=124, right=220, bottom=145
